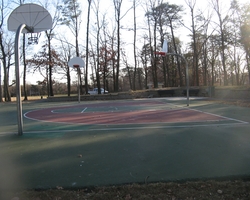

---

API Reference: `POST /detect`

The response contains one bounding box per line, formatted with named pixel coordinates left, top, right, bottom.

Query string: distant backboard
left=68, top=57, right=85, bottom=68
left=8, top=3, right=52, bottom=33
left=162, top=40, right=168, bottom=53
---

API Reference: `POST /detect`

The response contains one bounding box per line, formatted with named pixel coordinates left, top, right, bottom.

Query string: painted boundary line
left=20, top=99, right=249, bottom=134
left=81, top=107, right=88, bottom=113
left=0, top=120, right=248, bottom=135
left=89, top=121, right=248, bottom=131
left=187, top=107, right=249, bottom=124
left=164, top=101, right=249, bottom=125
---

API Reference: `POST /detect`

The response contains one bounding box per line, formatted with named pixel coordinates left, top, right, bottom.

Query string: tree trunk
left=115, top=17, right=120, bottom=92
left=95, top=1, right=101, bottom=94
left=203, top=41, right=208, bottom=86
left=85, top=0, right=91, bottom=94
left=22, top=33, right=28, bottom=100
left=0, top=57, right=2, bottom=102
left=67, top=65, right=71, bottom=96
left=48, top=40, right=54, bottom=96
left=0, top=33, right=11, bottom=102
left=113, top=0, right=123, bottom=92
left=191, top=8, right=199, bottom=86
left=153, top=20, right=158, bottom=88
left=163, top=57, right=167, bottom=87
left=221, top=34, right=228, bottom=86
left=133, top=0, right=137, bottom=90
left=246, top=53, right=250, bottom=85
left=169, top=21, right=183, bottom=86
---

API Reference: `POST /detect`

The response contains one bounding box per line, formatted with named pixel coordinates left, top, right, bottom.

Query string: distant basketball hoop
left=155, top=39, right=190, bottom=107
left=68, top=57, right=85, bottom=69
left=68, top=57, right=85, bottom=103
left=155, top=40, right=168, bottom=57
left=155, top=51, right=166, bottom=57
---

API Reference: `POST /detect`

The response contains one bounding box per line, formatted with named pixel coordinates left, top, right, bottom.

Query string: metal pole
left=15, top=24, right=26, bottom=136
left=78, top=67, right=80, bottom=103
left=183, top=56, right=189, bottom=106
left=0, top=61, right=2, bottom=102
left=167, top=53, right=189, bottom=106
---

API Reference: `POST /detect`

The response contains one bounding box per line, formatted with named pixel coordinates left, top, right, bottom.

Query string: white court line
left=163, top=101, right=249, bottom=124
left=89, top=122, right=248, bottom=131
left=187, top=107, right=249, bottom=124
left=1, top=120, right=248, bottom=135
left=81, top=107, right=88, bottom=113
left=51, top=107, right=88, bottom=113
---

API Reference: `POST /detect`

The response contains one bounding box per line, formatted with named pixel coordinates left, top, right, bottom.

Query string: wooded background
left=1, top=0, right=250, bottom=101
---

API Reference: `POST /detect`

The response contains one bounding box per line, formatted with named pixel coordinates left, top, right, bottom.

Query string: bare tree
left=140, top=36, right=151, bottom=89
left=0, top=32, right=15, bottom=102
left=132, top=0, right=137, bottom=90
left=225, top=0, right=243, bottom=85
left=59, top=0, right=83, bottom=93
left=145, top=0, right=165, bottom=88
left=91, top=0, right=107, bottom=93
left=112, top=0, right=131, bottom=92
left=0, top=1, right=13, bottom=102
left=22, top=31, right=28, bottom=100
left=112, top=0, right=122, bottom=92
left=102, top=21, right=115, bottom=92
left=165, top=3, right=184, bottom=86
left=60, top=0, right=81, bottom=57
left=43, top=0, right=61, bottom=96
left=240, top=2, right=250, bottom=85
left=84, top=0, right=92, bottom=94
left=210, top=0, right=231, bottom=86
left=121, top=49, right=132, bottom=89
left=55, top=35, right=75, bottom=96
left=0, top=0, right=4, bottom=102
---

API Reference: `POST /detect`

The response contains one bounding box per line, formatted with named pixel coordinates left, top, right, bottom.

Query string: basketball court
left=3, top=2, right=250, bottom=198
left=1, top=97, right=250, bottom=197
left=23, top=98, right=247, bottom=129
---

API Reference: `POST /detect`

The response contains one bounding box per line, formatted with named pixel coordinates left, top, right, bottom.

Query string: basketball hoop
left=28, top=32, right=41, bottom=45
left=68, top=59, right=84, bottom=104
left=68, top=57, right=85, bottom=69
left=7, top=3, right=53, bottom=136
left=155, top=51, right=166, bottom=57
left=154, top=40, right=168, bottom=57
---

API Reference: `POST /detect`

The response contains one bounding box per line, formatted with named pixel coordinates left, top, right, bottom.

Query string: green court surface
left=0, top=98, right=250, bottom=198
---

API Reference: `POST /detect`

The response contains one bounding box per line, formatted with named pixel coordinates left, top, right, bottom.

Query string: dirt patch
left=7, top=180, right=250, bottom=200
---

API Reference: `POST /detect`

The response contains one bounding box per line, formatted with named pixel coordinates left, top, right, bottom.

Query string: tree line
left=1, top=0, right=250, bottom=102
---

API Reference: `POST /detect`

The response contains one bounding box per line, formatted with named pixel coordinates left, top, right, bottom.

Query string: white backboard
left=8, top=3, right=52, bottom=33
left=162, top=40, right=168, bottom=53
left=68, top=57, right=85, bottom=68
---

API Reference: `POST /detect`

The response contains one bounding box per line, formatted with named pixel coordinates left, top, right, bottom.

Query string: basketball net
left=28, top=32, right=41, bottom=45
left=73, top=64, right=80, bottom=69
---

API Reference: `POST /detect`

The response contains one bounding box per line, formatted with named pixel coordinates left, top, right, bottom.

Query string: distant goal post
left=68, top=57, right=85, bottom=69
